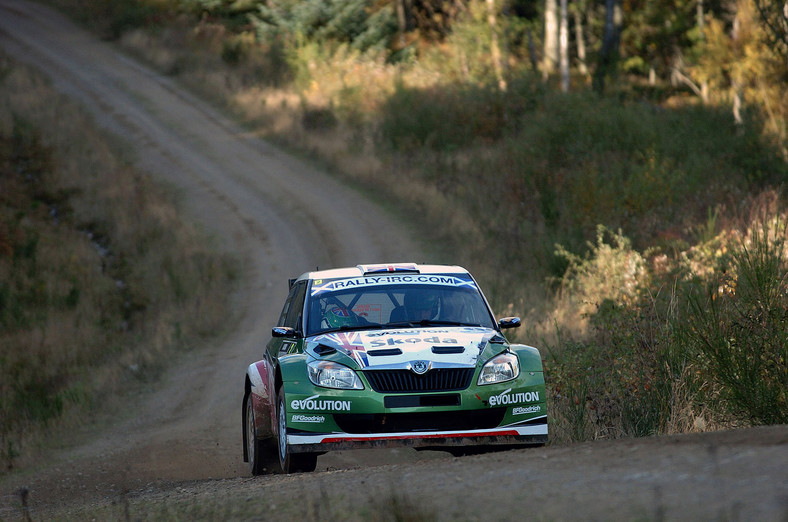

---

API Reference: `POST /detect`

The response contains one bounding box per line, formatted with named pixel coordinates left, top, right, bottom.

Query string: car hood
left=306, top=327, right=505, bottom=369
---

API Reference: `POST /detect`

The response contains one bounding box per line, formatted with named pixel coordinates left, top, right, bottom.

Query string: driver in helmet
left=403, top=289, right=440, bottom=321
left=324, top=306, right=360, bottom=329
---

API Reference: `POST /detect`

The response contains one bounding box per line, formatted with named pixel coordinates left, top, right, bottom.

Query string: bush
left=685, top=217, right=788, bottom=425
left=546, top=208, right=788, bottom=443
left=377, top=78, right=543, bottom=153
left=546, top=287, right=701, bottom=441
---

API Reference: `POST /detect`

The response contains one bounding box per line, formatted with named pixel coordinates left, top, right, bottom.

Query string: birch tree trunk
left=560, top=0, right=570, bottom=91
left=487, top=0, right=507, bottom=91
left=732, top=6, right=743, bottom=125
left=543, top=0, right=559, bottom=80
left=574, top=1, right=588, bottom=75
left=698, top=0, right=709, bottom=103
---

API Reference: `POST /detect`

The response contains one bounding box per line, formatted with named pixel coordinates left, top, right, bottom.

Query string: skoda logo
left=411, top=360, right=430, bottom=375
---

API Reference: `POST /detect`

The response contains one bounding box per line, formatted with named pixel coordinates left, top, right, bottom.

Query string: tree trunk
left=593, top=0, right=621, bottom=93
left=560, top=0, right=570, bottom=91
left=731, top=6, right=744, bottom=126
left=396, top=0, right=413, bottom=48
left=487, top=0, right=507, bottom=91
left=543, top=0, right=559, bottom=80
left=527, top=28, right=539, bottom=71
left=574, top=1, right=588, bottom=75
left=697, top=0, right=709, bottom=103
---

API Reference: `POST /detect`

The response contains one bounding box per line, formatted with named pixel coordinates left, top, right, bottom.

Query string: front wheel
left=276, top=386, right=318, bottom=473
left=246, top=393, right=275, bottom=475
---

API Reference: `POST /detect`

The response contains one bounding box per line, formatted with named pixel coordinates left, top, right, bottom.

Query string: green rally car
left=242, top=263, right=548, bottom=474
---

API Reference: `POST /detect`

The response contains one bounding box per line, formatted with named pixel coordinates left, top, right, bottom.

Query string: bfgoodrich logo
left=292, top=414, right=326, bottom=423
left=513, top=405, right=541, bottom=415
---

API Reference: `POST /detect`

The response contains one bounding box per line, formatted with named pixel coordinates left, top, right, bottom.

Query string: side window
left=277, top=294, right=294, bottom=327
left=277, top=282, right=300, bottom=326
left=284, top=281, right=307, bottom=331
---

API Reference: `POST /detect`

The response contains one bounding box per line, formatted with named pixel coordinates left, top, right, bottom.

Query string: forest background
left=2, top=0, right=787, bottom=468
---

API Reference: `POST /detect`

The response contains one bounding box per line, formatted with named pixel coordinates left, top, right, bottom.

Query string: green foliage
left=378, top=77, right=544, bottom=153
left=751, top=0, right=788, bottom=60
left=374, top=79, right=787, bottom=302
left=685, top=218, right=788, bottom=425
left=250, top=0, right=397, bottom=54
left=620, top=0, right=720, bottom=77
left=548, top=211, right=788, bottom=442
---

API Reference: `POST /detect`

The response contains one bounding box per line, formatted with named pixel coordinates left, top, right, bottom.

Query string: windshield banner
left=310, top=274, right=477, bottom=296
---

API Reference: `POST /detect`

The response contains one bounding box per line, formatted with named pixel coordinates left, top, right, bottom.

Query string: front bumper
left=287, top=418, right=548, bottom=452
left=280, top=360, right=548, bottom=453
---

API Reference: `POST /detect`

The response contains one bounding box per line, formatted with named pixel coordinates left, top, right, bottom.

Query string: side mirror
left=498, top=317, right=521, bottom=329
left=272, top=326, right=298, bottom=338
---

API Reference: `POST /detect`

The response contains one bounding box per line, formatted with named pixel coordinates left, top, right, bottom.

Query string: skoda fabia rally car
left=242, top=263, right=548, bottom=474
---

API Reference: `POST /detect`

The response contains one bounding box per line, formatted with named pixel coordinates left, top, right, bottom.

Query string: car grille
left=333, top=408, right=507, bottom=434
left=363, top=368, right=475, bottom=393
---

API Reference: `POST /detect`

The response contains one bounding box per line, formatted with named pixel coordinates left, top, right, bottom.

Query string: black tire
left=246, top=393, right=275, bottom=475
left=276, top=386, right=318, bottom=473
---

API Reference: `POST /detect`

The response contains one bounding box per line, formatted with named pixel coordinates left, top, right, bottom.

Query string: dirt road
left=0, top=1, right=786, bottom=520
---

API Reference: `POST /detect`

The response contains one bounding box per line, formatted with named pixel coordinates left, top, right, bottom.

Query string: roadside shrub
left=684, top=216, right=788, bottom=425
left=546, top=285, right=703, bottom=441
left=555, top=226, right=648, bottom=324
left=546, top=206, right=788, bottom=443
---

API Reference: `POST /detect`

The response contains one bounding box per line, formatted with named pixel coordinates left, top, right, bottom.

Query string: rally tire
left=276, top=386, right=318, bottom=473
left=246, top=393, right=275, bottom=475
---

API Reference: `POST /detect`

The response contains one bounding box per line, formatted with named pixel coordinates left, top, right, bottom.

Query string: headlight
left=307, top=360, right=364, bottom=390
left=477, top=352, right=520, bottom=385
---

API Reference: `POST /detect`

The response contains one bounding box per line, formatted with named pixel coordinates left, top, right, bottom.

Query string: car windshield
left=305, top=274, right=496, bottom=336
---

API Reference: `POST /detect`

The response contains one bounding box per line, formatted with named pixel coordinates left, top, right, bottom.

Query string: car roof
left=292, top=263, right=470, bottom=284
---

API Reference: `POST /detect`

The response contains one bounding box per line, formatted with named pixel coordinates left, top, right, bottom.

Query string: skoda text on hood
left=307, top=327, right=499, bottom=368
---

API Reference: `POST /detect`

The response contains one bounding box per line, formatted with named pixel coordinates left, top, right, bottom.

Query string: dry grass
left=0, top=53, right=236, bottom=470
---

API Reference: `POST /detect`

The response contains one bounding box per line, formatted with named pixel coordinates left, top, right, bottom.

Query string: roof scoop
left=357, top=263, right=419, bottom=275
left=313, top=344, right=337, bottom=356
left=431, top=346, right=465, bottom=354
